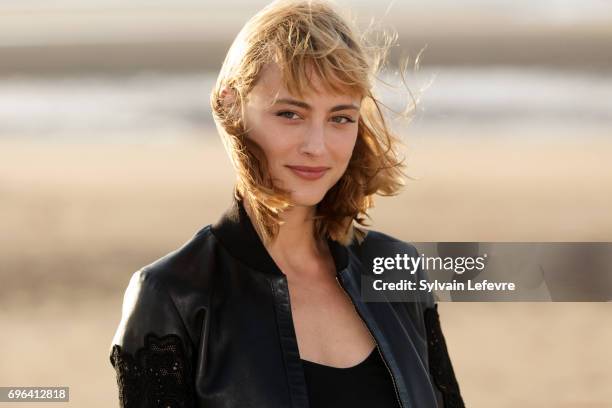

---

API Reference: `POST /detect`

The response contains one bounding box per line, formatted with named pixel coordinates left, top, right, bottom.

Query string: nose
left=298, top=122, right=326, bottom=156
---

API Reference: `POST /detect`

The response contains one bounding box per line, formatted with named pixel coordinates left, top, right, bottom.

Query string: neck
left=243, top=196, right=332, bottom=280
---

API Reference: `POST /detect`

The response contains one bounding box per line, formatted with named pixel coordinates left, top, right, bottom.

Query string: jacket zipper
left=335, top=275, right=404, bottom=408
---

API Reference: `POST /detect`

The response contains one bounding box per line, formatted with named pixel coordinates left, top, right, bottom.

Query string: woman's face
left=241, top=63, right=360, bottom=207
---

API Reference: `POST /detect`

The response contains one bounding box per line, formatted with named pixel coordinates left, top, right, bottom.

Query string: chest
left=286, top=273, right=376, bottom=368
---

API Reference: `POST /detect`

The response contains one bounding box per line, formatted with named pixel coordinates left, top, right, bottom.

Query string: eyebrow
left=272, top=98, right=359, bottom=113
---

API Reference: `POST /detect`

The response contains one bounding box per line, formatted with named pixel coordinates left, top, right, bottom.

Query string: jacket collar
left=211, top=195, right=349, bottom=278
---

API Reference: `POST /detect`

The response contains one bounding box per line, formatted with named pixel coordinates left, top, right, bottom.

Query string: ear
left=220, top=85, right=237, bottom=107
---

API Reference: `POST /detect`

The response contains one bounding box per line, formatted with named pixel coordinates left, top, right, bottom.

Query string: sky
left=2, top=0, right=612, bottom=24
left=2, top=0, right=611, bottom=48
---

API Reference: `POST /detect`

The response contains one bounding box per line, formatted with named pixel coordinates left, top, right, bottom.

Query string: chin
left=289, top=189, right=327, bottom=207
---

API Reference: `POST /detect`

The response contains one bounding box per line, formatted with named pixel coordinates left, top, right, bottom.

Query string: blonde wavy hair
left=210, top=0, right=412, bottom=246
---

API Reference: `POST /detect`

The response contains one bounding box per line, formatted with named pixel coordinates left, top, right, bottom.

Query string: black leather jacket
left=109, top=197, right=465, bottom=408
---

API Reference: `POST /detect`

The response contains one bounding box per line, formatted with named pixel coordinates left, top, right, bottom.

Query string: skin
left=220, top=62, right=377, bottom=367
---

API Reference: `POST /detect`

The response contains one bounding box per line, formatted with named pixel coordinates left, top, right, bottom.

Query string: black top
left=300, top=347, right=401, bottom=408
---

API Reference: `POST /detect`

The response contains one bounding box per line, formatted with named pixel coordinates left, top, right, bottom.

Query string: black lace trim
left=424, top=305, right=465, bottom=408
left=110, top=333, right=196, bottom=408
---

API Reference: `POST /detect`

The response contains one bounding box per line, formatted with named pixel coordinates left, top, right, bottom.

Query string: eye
left=331, top=115, right=356, bottom=124
left=276, top=111, right=301, bottom=120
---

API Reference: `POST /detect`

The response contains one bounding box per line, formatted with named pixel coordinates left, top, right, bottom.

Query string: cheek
left=247, top=117, right=294, bottom=163
left=329, top=131, right=358, bottom=164
left=263, top=132, right=296, bottom=164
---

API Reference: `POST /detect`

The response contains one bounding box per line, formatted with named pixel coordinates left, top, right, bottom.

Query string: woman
left=109, top=0, right=464, bottom=407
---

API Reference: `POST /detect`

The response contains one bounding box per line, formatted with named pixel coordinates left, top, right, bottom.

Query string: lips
left=285, top=165, right=330, bottom=181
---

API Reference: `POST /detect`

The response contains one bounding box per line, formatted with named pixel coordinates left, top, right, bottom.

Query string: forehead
left=251, top=62, right=360, bottom=105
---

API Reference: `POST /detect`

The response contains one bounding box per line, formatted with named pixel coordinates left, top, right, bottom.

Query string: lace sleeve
left=109, top=270, right=196, bottom=408
left=424, top=304, right=465, bottom=408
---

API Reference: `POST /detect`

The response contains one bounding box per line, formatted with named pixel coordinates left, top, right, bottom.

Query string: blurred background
left=1, top=0, right=611, bottom=406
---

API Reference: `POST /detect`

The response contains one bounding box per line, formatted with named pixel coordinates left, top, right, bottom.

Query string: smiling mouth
left=285, top=165, right=330, bottom=181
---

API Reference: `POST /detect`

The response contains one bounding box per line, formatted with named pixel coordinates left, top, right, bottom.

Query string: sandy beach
left=1, top=131, right=611, bottom=407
